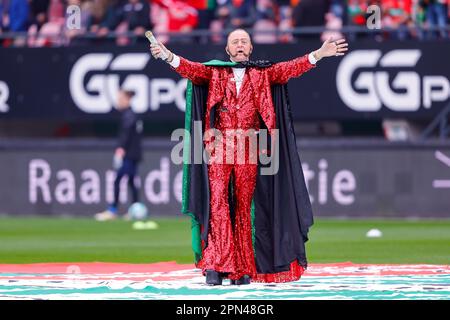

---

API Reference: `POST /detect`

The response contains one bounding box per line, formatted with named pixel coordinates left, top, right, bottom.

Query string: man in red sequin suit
left=151, top=29, right=348, bottom=285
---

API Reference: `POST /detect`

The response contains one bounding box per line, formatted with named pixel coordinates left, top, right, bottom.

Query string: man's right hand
left=150, top=41, right=173, bottom=63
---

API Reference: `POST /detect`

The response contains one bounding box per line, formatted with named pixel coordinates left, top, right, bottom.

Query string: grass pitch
left=0, top=217, right=448, bottom=265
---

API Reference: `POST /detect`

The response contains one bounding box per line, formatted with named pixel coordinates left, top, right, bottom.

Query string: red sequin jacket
left=172, top=55, right=315, bottom=133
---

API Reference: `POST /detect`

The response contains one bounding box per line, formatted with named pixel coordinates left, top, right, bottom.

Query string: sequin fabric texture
left=173, top=55, right=315, bottom=282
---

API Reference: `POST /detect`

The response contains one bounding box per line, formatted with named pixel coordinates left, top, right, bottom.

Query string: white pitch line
left=432, top=180, right=450, bottom=188
left=435, top=150, right=450, bottom=167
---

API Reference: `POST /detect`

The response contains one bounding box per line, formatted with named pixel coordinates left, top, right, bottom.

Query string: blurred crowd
left=0, top=0, right=449, bottom=46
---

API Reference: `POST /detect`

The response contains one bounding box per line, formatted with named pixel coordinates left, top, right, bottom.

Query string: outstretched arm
left=150, top=41, right=212, bottom=85
left=267, top=37, right=349, bottom=84
left=267, top=54, right=316, bottom=84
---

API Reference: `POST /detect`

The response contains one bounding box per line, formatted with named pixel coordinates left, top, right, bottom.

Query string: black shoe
left=231, top=275, right=251, bottom=285
left=206, top=270, right=223, bottom=286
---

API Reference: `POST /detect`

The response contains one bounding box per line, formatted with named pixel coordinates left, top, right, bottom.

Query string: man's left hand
left=314, top=37, right=349, bottom=60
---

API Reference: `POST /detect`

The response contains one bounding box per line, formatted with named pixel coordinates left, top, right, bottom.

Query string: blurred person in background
left=420, top=0, right=448, bottom=39
left=64, top=0, right=94, bottom=45
left=89, top=0, right=123, bottom=45
left=191, top=0, right=217, bottom=43
left=276, top=0, right=294, bottom=42
left=119, top=0, right=152, bottom=36
left=346, top=0, right=368, bottom=40
left=321, top=0, right=347, bottom=42
left=96, top=0, right=151, bottom=44
left=0, top=1, right=4, bottom=32
left=216, top=0, right=257, bottom=34
left=153, top=0, right=199, bottom=43
left=87, top=0, right=112, bottom=33
left=2, top=0, right=29, bottom=32
left=413, top=0, right=428, bottom=38
left=46, top=0, right=65, bottom=23
left=292, top=0, right=330, bottom=40
left=95, top=89, right=143, bottom=221
left=1, top=0, right=29, bottom=46
left=0, top=1, right=6, bottom=46
left=96, top=0, right=126, bottom=36
left=330, top=0, right=347, bottom=20
left=29, top=0, right=50, bottom=32
left=381, top=0, right=413, bottom=40
left=27, top=0, right=65, bottom=46
left=252, top=0, right=277, bottom=43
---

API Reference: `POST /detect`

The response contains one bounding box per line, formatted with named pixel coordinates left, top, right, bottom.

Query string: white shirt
left=231, top=67, right=245, bottom=95
left=168, top=52, right=317, bottom=95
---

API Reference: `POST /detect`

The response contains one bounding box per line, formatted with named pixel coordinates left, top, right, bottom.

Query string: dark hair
left=121, top=90, right=135, bottom=98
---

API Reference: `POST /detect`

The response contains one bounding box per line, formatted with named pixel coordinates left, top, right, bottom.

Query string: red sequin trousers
left=197, top=160, right=258, bottom=281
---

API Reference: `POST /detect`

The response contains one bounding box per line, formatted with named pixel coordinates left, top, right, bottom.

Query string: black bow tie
left=234, top=60, right=273, bottom=68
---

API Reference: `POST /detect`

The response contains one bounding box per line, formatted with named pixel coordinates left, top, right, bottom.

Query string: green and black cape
left=181, top=60, right=314, bottom=277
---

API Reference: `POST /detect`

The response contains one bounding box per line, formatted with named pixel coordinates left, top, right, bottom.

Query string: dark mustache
left=229, top=51, right=249, bottom=57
